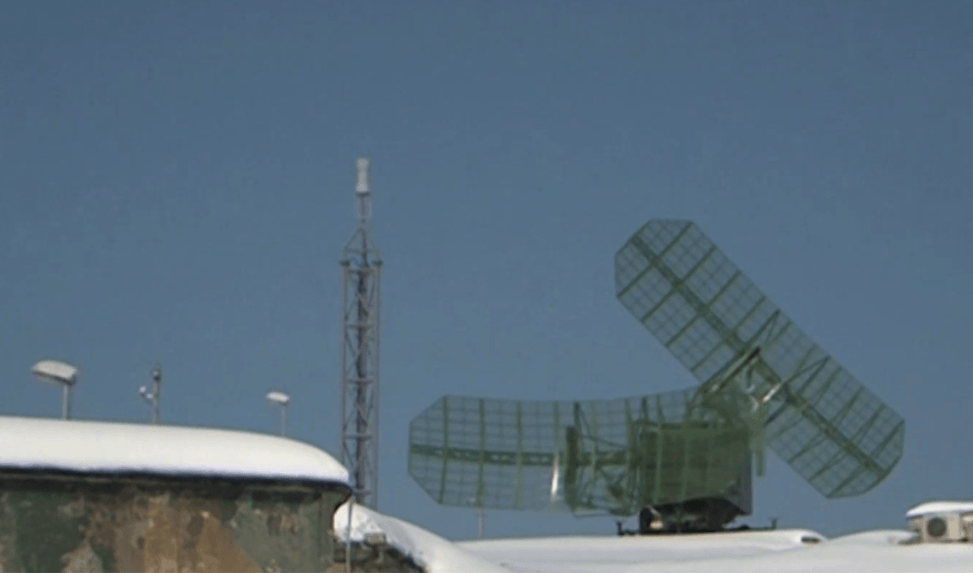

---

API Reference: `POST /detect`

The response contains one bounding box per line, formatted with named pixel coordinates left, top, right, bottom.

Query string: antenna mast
left=340, top=158, right=382, bottom=508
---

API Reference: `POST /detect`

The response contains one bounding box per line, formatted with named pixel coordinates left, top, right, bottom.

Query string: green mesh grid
left=408, top=391, right=751, bottom=516
left=615, top=220, right=905, bottom=498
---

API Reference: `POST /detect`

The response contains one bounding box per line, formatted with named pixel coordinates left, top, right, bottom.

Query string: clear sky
left=2, top=1, right=972, bottom=540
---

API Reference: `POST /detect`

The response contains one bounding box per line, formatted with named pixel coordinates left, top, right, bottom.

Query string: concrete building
left=0, top=416, right=351, bottom=572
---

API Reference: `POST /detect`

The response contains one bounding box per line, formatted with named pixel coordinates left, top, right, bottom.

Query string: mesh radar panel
left=615, top=220, right=905, bottom=498
left=409, top=392, right=752, bottom=517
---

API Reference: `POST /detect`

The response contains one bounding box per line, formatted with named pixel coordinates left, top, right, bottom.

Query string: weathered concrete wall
left=0, top=472, right=349, bottom=573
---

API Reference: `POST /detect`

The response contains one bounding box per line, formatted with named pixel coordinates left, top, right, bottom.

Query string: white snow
left=460, top=530, right=973, bottom=573
left=458, top=530, right=825, bottom=572
left=906, top=501, right=973, bottom=518
left=0, top=415, right=349, bottom=485
left=333, top=503, right=973, bottom=573
left=334, top=502, right=510, bottom=573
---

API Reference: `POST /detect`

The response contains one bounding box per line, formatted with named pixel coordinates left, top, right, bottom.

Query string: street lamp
left=32, top=359, right=78, bottom=420
left=138, top=363, right=162, bottom=424
left=265, top=391, right=290, bottom=436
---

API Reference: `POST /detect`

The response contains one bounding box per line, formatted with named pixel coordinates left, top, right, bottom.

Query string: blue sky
left=2, top=1, right=972, bottom=539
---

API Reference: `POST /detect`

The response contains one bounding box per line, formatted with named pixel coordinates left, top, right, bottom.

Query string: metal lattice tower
left=340, top=158, right=382, bottom=508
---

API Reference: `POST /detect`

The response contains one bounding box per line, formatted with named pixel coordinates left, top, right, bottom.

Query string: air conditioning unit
left=905, top=501, right=973, bottom=543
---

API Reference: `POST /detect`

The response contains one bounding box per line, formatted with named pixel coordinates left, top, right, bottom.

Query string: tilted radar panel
left=408, top=392, right=752, bottom=516
left=614, top=220, right=905, bottom=498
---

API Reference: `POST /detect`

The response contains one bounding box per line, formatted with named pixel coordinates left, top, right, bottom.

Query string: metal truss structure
left=340, top=158, right=382, bottom=508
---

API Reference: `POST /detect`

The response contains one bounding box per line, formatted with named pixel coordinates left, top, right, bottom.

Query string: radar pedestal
left=639, top=456, right=752, bottom=533
left=640, top=498, right=742, bottom=534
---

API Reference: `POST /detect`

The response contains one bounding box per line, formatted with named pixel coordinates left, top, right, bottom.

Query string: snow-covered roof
left=905, top=501, right=973, bottom=518
left=332, top=502, right=973, bottom=573
left=458, top=530, right=828, bottom=573
left=459, top=530, right=971, bottom=573
left=0, top=416, right=349, bottom=486
left=334, top=502, right=508, bottom=573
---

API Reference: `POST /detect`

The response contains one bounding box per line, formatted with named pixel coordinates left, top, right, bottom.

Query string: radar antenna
left=614, top=220, right=904, bottom=498
left=409, top=392, right=752, bottom=522
left=407, top=219, right=904, bottom=532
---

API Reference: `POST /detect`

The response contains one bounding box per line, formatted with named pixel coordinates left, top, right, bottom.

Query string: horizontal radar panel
left=408, top=392, right=752, bottom=517
left=614, top=220, right=905, bottom=498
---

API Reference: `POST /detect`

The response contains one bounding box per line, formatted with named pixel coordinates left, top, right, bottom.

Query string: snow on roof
left=458, top=530, right=825, bottom=573
left=334, top=502, right=508, bottom=573
left=906, top=501, right=973, bottom=518
left=0, top=416, right=349, bottom=486
left=330, top=504, right=973, bottom=573
left=459, top=530, right=973, bottom=573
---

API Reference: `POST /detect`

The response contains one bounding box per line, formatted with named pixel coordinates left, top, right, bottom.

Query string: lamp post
left=32, top=360, right=79, bottom=420
left=266, top=391, right=290, bottom=436
left=138, top=363, right=162, bottom=424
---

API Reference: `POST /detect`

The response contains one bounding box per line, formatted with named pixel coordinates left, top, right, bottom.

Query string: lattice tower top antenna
left=340, top=158, right=382, bottom=508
